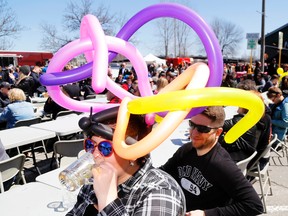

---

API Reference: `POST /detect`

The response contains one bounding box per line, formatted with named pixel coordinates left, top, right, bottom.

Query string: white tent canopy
left=144, top=53, right=166, bottom=65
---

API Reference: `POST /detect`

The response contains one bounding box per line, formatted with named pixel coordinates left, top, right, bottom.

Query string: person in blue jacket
left=267, top=86, right=288, bottom=148
left=0, top=88, right=35, bottom=128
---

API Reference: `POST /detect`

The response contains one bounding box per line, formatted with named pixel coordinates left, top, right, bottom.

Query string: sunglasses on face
left=84, top=138, right=113, bottom=157
left=189, top=120, right=218, bottom=133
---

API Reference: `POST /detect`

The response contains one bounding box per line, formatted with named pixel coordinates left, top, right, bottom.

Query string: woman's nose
left=93, top=148, right=101, bottom=158
left=92, top=149, right=105, bottom=165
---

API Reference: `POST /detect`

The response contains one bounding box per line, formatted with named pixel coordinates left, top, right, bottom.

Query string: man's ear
left=216, top=128, right=223, bottom=137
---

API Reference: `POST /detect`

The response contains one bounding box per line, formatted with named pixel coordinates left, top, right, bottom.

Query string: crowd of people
left=2, top=57, right=288, bottom=215
left=221, top=58, right=288, bottom=151
left=0, top=64, right=85, bottom=127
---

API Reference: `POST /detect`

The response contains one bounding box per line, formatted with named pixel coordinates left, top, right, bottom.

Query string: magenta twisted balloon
left=40, top=3, right=223, bottom=121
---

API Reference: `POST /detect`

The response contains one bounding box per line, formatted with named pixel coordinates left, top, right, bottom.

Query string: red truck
left=166, top=57, right=191, bottom=68
left=0, top=50, right=53, bottom=67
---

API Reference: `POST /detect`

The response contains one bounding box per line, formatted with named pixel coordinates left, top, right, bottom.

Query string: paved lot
left=260, top=155, right=288, bottom=216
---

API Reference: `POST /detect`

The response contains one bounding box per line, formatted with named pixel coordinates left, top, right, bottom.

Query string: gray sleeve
left=0, top=139, right=9, bottom=161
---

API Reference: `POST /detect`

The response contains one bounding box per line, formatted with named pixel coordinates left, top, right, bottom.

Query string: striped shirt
left=66, top=157, right=185, bottom=216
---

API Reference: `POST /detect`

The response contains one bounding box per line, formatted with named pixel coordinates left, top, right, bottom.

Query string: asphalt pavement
left=258, top=153, right=288, bottom=216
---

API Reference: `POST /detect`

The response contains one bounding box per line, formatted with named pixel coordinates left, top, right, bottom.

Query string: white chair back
left=0, top=154, right=26, bottom=193
left=53, top=139, right=84, bottom=168
left=236, top=151, right=257, bottom=176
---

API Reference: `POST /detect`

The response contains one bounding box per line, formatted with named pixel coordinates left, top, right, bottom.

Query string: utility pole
left=174, top=19, right=177, bottom=57
left=260, top=0, right=265, bottom=72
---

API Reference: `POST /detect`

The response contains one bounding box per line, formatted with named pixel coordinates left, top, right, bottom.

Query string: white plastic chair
left=246, top=135, right=277, bottom=213
left=236, top=151, right=257, bottom=176
left=53, top=139, right=84, bottom=168
left=0, top=154, right=26, bottom=193
left=14, top=117, right=48, bottom=159
left=270, top=134, right=288, bottom=166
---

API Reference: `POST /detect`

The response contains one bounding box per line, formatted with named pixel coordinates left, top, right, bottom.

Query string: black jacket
left=0, top=92, right=10, bottom=108
left=14, top=76, right=35, bottom=98
left=43, top=97, right=67, bottom=120
left=219, top=114, right=258, bottom=162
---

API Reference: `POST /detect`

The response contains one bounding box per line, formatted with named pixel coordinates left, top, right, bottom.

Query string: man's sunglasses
left=189, top=120, right=219, bottom=133
left=84, top=138, right=113, bottom=157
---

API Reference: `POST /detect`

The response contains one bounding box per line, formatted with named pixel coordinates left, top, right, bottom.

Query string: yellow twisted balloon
left=128, top=87, right=264, bottom=143
left=277, top=67, right=288, bottom=81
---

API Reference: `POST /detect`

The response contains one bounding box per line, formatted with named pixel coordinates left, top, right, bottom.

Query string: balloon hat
left=40, top=3, right=265, bottom=160
left=40, top=3, right=223, bottom=125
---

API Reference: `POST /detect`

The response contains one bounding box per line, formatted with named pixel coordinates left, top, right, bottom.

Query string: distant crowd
left=221, top=58, right=288, bottom=94
left=1, top=58, right=288, bottom=129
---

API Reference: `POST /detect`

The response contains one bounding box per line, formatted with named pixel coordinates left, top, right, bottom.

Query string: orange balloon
left=113, top=63, right=210, bottom=160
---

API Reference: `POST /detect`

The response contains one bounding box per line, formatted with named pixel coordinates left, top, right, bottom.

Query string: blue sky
left=8, top=0, right=288, bottom=59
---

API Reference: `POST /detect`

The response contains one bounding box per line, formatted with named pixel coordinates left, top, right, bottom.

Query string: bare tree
left=41, top=0, right=116, bottom=52
left=0, top=0, right=23, bottom=49
left=210, top=18, right=244, bottom=58
left=155, top=18, right=174, bottom=57
left=155, top=0, right=194, bottom=57
left=40, top=23, right=71, bottom=52
left=175, top=21, right=192, bottom=57
left=63, top=0, right=115, bottom=35
left=155, top=17, right=194, bottom=58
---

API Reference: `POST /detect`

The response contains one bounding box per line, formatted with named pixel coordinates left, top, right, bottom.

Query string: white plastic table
left=0, top=126, right=56, bottom=150
left=0, top=182, right=75, bottom=216
left=30, top=114, right=83, bottom=139
left=84, top=95, right=108, bottom=103
left=150, top=119, right=190, bottom=167
left=30, top=97, right=48, bottom=104
left=36, top=166, right=68, bottom=190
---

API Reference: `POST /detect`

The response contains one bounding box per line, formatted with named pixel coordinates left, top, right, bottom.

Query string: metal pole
left=278, top=32, right=283, bottom=68
left=249, top=49, right=253, bottom=74
left=279, top=49, right=282, bottom=68
left=260, top=0, right=266, bottom=72
left=174, top=19, right=176, bottom=57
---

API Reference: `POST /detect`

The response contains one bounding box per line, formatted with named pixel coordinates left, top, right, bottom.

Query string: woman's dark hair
left=78, top=107, right=152, bottom=165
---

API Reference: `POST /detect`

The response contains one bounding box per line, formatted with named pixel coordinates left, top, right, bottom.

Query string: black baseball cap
left=0, top=82, right=11, bottom=89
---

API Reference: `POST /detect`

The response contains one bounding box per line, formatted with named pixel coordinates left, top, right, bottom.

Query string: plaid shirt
left=66, top=157, right=185, bottom=216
